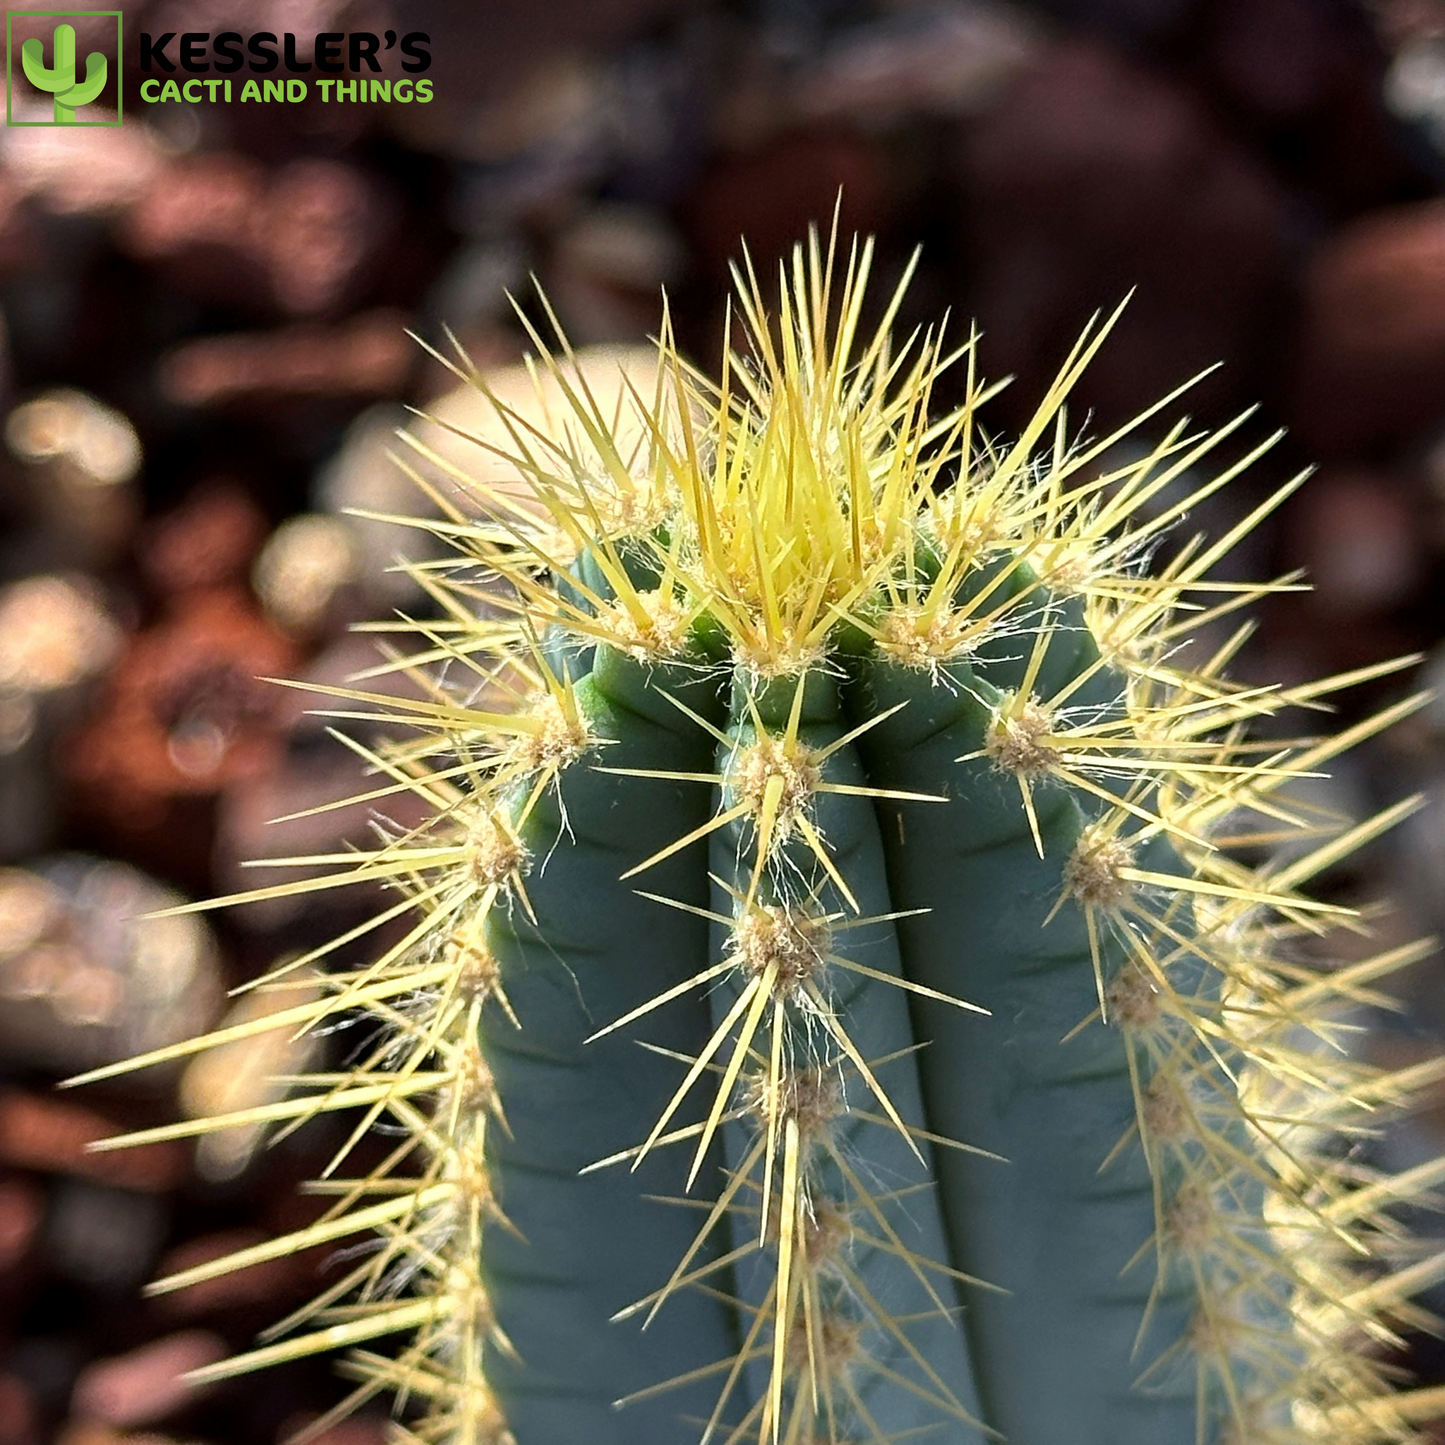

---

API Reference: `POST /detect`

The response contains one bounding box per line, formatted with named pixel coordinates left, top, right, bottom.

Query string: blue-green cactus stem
left=844, top=650, right=1204, bottom=1445
left=708, top=668, right=990, bottom=1442
left=479, top=646, right=739, bottom=1444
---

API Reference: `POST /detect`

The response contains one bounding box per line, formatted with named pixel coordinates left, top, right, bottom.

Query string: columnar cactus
left=78, top=234, right=1445, bottom=1445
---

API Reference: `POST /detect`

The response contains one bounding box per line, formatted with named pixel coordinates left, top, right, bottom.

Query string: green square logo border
left=6, top=10, right=124, bottom=126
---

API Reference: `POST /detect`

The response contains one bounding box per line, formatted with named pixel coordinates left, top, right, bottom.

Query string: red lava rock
left=152, top=1229, right=309, bottom=1319
left=1293, top=201, right=1445, bottom=451
left=956, top=39, right=1288, bottom=427
left=119, top=153, right=272, bottom=309
left=1289, top=470, right=1422, bottom=616
left=70, top=1330, right=225, bottom=1429
left=140, top=487, right=271, bottom=598
left=156, top=311, right=414, bottom=407
left=64, top=589, right=298, bottom=820
left=0, top=1374, right=38, bottom=1445
left=120, top=153, right=388, bottom=318
left=1372, top=0, right=1445, bottom=48
left=0, top=1092, right=187, bottom=1192
left=0, top=1175, right=42, bottom=1273
left=278, top=1416, right=388, bottom=1445
left=684, top=127, right=893, bottom=283
left=259, top=160, right=385, bottom=317
left=795, top=3, right=1039, bottom=123
left=60, top=577, right=295, bottom=885
left=122, top=153, right=268, bottom=259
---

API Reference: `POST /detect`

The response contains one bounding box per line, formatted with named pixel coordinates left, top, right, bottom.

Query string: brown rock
left=1289, top=470, right=1422, bottom=615
left=70, top=1331, right=225, bottom=1429
left=258, top=160, right=386, bottom=317
left=211, top=737, right=412, bottom=931
left=211, top=629, right=435, bottom=928
left=795, top=2, right=1040, bottom=124
left=1371, top=0, right=1445, bottom=48
left=47, top=1181, right=166, bottom=1289
left=684, top=127, right=893, bottom=283
left=1293, top=201, right=1445, bottom=451
left=119, top=152, right=389, bottom=318
left=63, top=588, right=299, bottom=845
left=957, top=40, right=1288, bottom=429
left=544, top=203, right=683, bottom=345
left=56, top=1430, right=178, bottom=1445
left=177, top=974, right=324, bottom=1184
left=4, top=390, right=143, bottom=567
left=0, top=1092, right=187, bottom=1191
left=157, top=312, right=414, bottom=407
left=118, top=152, right=271, bottom=312
left=0, top=1175, right=42, bottom=1273
left=5, top=122, right=165, bottom=218
left=277, top=1416, right=388, bottom=1445
left=250, top=513, right=364, bottom=641
left=140, top=487, right=270, bottom=598
left=0, top=574, right=120, bottom=697
left=121, top=153, right=267, bottom=261
left=0, top=858, right=222, bottom=1080
left=152, top=1229, right=308, bottom=1318
left=0, top=1375, right=38, bottom=1445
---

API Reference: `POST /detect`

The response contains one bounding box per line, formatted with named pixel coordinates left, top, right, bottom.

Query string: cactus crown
left=73, top=229, right=1445, bottom=1445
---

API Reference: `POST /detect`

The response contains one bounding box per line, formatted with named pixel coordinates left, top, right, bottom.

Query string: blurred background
left=3, top=0, right=1445, bottom=1441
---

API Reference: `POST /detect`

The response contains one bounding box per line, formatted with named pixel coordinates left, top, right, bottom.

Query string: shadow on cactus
left=71, top=230, right=1445, bottom=1445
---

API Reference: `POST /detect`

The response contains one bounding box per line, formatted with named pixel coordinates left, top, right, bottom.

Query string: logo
left=7, top=11, right=122, bottom=125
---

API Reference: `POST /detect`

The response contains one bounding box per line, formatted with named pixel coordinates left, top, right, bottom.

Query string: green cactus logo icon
left=7, top=12, right=121, bottom=126
left=23, top=23, right=106, bottom=121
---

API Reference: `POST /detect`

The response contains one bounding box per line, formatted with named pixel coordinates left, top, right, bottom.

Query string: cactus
left=74, top=232, right=1445, bottom=1445
left=21, top=23, right=108, bottom=122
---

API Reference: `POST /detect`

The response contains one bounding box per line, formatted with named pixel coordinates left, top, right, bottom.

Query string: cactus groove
left=76, top=232, right=1445, bottom=1445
